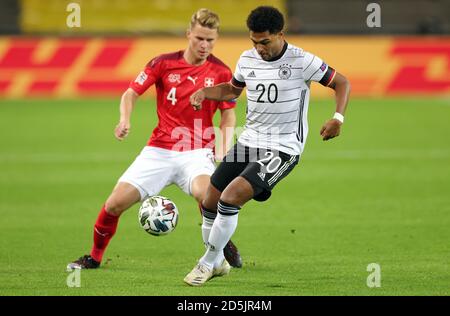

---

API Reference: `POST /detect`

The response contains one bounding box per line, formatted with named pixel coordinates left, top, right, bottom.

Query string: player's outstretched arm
left=115, top=88, right=139, bottom=141
left=190, top=83, right=243, bottom=110
left=320, top=72, right=351, bottom=141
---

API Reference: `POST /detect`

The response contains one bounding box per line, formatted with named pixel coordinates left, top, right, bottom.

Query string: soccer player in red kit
left=67, top=9, right=242, bottom=274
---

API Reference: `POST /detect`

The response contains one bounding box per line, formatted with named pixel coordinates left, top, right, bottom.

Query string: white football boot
left=184, top=259, right=230, bottom=286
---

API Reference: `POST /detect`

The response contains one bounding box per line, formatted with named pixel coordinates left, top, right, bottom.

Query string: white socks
left=201, top=210, right=215, bottom=247
left=200, top=205, right=226, bottom=269
left=200, top=200, right=240, bottom=269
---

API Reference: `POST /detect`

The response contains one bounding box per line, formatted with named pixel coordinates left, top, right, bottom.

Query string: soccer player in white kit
left=184, top=6, right=351, bottom=286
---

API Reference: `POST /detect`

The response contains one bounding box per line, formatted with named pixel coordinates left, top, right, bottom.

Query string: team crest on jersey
left=204, top=77, right=215, bottom=87
left=278, top=64, right=292, bottom=79
left=134, top=71, right=148, bottom=85
left=168, top=73, right=181, bottom=83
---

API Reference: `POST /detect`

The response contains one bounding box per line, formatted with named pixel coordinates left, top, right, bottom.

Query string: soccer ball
left=138, top=196, right=179, bottom=236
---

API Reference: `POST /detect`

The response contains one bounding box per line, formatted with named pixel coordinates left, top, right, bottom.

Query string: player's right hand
left=190, top=89, right=205, bottom=111
left=115, top=121, right=130, bottom=141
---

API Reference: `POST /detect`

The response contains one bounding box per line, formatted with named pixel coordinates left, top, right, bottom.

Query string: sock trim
left=218, top=200, right=240, bottom=216
left=218, top=200, right=241, bottom=210
left=201, top=204, right=217, bottom=220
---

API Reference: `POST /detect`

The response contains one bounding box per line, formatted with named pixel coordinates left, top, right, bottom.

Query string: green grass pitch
left=0, top=95, right=449, bottom=295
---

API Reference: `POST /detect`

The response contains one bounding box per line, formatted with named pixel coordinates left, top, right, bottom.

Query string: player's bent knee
left=104, top=182, right=141, bottom=215
left=220, top=177, right=254, bottom=206
left=104, top=198, right=129, bottom=216
left=105, top=192, right=139, bottom=216
left=191, top=175, right=210, bottom=204
left=192, top=191, right=207, bottom=204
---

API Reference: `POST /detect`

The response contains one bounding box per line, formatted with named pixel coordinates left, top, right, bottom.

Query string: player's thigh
left=174, top=148, right=216, bottom=196
left=117, top=146, right=174, bottom=202
left=210, top=143, right=248, bottom=194
left=240, top=151, right=299, bottom=202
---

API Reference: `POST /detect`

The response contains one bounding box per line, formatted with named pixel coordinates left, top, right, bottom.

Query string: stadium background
left=0, top=0, right=449, bottom=296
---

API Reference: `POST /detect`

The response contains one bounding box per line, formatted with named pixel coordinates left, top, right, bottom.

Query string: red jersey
left=129, top=51, right=236, bottom=152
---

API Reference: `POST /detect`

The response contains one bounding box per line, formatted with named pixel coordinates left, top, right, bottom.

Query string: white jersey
left=232, top=43, right=335, bottom=156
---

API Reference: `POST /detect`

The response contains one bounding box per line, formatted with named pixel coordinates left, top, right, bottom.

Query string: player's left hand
left=320, top=119, right=342, bottom=141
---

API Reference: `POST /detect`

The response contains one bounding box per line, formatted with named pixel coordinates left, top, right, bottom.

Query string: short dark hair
left=246, top=6, right=284, bottom=34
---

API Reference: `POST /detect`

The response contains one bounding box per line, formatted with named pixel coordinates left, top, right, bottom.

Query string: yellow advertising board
left=1, top=36, right=449, bottom=98
left=20, top=0, right=286, bottom=34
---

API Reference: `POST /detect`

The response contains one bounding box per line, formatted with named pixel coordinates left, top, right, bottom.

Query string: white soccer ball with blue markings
left=138, top=196, right=179, bottom=236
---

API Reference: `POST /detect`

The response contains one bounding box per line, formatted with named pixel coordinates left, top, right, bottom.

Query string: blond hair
left=190, top=8, right=220, bottom=30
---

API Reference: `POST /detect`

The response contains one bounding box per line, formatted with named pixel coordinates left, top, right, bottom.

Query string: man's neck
left=183, top=49, right=207, bottom=66
left=267, top=41, right=288, bottom=62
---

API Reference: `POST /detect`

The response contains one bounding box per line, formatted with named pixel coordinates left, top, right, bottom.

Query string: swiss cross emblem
left=204, top=77, right=215, bottom=87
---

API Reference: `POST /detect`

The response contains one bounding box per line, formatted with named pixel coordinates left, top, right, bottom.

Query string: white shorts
left=118, top=146, right=216, bottom=201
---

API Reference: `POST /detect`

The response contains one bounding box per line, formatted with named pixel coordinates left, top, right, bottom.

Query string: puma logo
left=94, top=227, right=109, bottom=237
left=187, top=76, right=198, bottom=85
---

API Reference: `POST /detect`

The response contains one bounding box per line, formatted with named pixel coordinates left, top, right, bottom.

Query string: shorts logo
left=278, top=64, right=292, bottom=79
left=257, top=172, right=266, bottom=181
left=134, top=71, right=148, bottom=85
left=204, top=77, right=215, bottom=87
left=168, top=73, right=181, bottom=83
left=320, top=62, right=327, bottom=71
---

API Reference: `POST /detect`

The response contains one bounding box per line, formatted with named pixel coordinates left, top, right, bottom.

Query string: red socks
left=90, top=205, right=119, bottom=263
